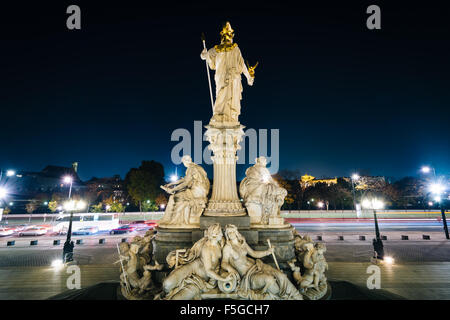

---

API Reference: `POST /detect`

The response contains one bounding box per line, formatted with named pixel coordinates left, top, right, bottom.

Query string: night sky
left=1, top=1, right=449, bottom=181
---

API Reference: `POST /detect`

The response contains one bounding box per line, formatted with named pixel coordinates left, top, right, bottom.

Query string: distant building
left=6, top=164, right=82, bottom=196
left=85, top=175, right=125, bottom=203
left=300, top=174, right=338, bottom=189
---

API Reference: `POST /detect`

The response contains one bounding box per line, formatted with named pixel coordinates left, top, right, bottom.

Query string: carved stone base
left=153, top=222, right=297, bottom=270
left=203, top=200, right=246, bottom=216
left=303, top=281, right=331, bottom=300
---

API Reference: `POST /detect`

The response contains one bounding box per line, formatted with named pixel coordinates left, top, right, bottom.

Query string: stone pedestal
left=203, top=124, right=246, bottom=216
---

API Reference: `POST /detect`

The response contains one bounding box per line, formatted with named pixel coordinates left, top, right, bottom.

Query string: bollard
left=7, top=241, right=15, bottom=246
left=99, top=238, right=106, bottom=244
left=422, top=235, right=430, bottom=240
left=76, top=239, right=83, bottom=245
left=381, top=235, right=387, bottom=240
left=401, top=235, right=409, bottom=240
left=121, top=238, right=127, bottom=243
left=359, top=235, right=366, bottom=241
left=53, top=240, right=60, bottom=245
left=338, top=235, right=344, bottom=241
left=316, top=235, right=322, bottom=241
left=30, top=240, right=38, bottom=246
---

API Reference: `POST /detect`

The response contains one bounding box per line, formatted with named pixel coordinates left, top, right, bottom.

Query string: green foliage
left=3, top=207, right=11, bottom=215
left=48, top=201, right=58, bottom=213
left=142, top=200, right=158, bottom=212
left=90, top=203, right=104, bottom=213
left=125, top=160, right=165, bottom=210
left=109, top=202, right=125, bottom=213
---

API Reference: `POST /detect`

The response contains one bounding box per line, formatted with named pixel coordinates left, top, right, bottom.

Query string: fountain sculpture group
left=117, top=22, right=329, bottom=300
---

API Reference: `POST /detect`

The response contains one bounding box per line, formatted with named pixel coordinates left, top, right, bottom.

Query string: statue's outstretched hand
left=200, top=48, right=208, bottom=60
left=266, top=246, right=275, bottom=256
left=248, top=76, right=254, bottom=86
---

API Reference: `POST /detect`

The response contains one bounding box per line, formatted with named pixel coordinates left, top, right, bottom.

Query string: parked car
left=110, top=225, right=136, bottom=235
left=18, top=227, right=47, bottom=236
left=73, top=226, right=99, bottom=235
left=0, top=228, right=14, bottom=237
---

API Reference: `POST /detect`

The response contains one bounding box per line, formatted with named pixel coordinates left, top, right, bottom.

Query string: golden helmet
left=220, top=21, right=234, bottom=39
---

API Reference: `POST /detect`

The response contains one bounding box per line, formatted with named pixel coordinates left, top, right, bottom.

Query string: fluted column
left=204, top=124, right=246, bottom=216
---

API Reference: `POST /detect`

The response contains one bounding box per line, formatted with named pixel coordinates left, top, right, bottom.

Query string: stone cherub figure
left=288, top=232, right=329, bottom=300
left=159, top=155, right=210, bottom=227
left=201, top=21, right=256, bottom=125
left=118, top=232, right=163, bottom=300
left=221, top=224, right=303, bottom=300
left=160, top=223, right=233, bottom=300
left=239, top=156, right=287, bottom=225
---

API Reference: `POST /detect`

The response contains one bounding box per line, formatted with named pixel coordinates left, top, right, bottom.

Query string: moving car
left=110, top=225, right=136, bottom=235
left=12, top=224, right=29, bottom=232
left=129, top=222, right=152, bottom=231
left=144, top=220, right=158, bottom=228
left=72, top=226, right=99, bottom=235
left=18, top=227, right=47, bottom=236
left=0, top=228, right=14, bottom=237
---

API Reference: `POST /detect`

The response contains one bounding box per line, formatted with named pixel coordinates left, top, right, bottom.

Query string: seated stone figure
left=161, top=223, right=232, bottom=300
left=221, top=224, right=302, bottom=300
left=239, top=156, right=287, bottom=226
left=159, top=155, right=210, bottom=227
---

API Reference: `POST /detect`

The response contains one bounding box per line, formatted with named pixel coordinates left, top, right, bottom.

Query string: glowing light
left=63, top=200, right=86, bottom=211
left=383, top=256, right=395, bottom=265
left=428, top=201, right=433, bottom=206
left=170, top=174, right=178, bottom=182
left=421, top=166, right=431, bottom=174
left=160, top=204, right=166, bottom=209
left=6, top=170, right=15, bottom=177
left=63, top=176, right=73, bottom=184
left=0, top=187, right=7, bottom=199
left=362, top=198, right=384, bottom=210
left=429, top=183, right=445, bottom=195
left=351, top=173, right=360, bottom=180
left=146, top=200, right=150, bottom=204
left=9, top=202, right=13, bottom=206
left=105, top=205, right=111, bottom=211
left=51, top=259, right=64, bottom=270
left=434, top=196, right=441, bottom=203
left=317, top=201, right=324, bottom=208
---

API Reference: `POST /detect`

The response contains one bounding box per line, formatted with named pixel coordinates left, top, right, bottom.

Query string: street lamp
left=6, top=170, right=15, bottom=177
left=428, top=182, right=449, bottom=239
left=421, top=166, right=436, bottom=177
left=62, top=199, right=86, bottom=263
left=362, top=197, right=385, bottom=260
left=351, top=173, right=359, bottom=214
left=317, top=201, right=324, bottom=209
left=170, top=174, right=178, bottom=182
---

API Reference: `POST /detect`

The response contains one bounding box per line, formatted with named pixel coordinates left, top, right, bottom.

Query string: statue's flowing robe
left=205, top=45, right=250, bottom=123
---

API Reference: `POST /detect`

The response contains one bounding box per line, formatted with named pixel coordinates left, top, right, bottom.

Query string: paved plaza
left=0, top=230, right=449, bottom=300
